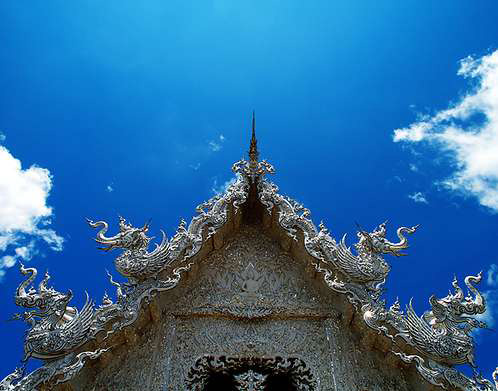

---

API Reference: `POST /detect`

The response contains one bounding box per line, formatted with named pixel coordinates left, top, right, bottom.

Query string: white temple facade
left=1, top=116, right=497, bottom=390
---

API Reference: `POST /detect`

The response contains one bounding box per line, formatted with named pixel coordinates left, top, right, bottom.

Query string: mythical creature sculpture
left=356, top=221, right=420, bottom=257
left=89, top=172, right=251, bottom=283
left=87, top=217, right=181, bottom=280
left=14, top=264, right=94, bottom=361
left=332, top=222, right=419, bottom=288
left=396, top=273, right=487, bottom=370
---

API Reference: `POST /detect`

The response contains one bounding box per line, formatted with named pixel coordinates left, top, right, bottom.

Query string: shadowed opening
left=204, top=372, right=237, bottom=391
left=265, top=373, right=297, bottom=390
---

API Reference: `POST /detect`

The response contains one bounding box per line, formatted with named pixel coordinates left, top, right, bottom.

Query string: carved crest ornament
left=1, top=115, right=497, bottom=391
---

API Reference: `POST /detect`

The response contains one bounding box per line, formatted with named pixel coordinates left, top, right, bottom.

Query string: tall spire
left=233, top=111, right=274, bottom=181
left=248, top=110, right=259, bottom=163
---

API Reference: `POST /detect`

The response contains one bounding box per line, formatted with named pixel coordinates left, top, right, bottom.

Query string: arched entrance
left=186, top=356, right=316, bottom=391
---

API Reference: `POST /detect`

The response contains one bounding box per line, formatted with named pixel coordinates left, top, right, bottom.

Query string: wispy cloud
left=409, top=163, right=419, bottom=172
left=488, top=263, right=498, bottom=287
left=393, top=50, right=498, bottom=212
left=208, top=141, right=222, bottom=152
left=477, top=265, right=498, bottom=330
left=477, top=290, right=498, bottom=330
left=408, top=192, right=428, bottom=204
left=0, top=132, right=5, bottom=143
left=211, top=177, right=237, bottom=195
left=208, top=134, right=226, bottom=153
left=0, top=146, right=63, bottom=280
left=106, top=184, right=114, bottom=193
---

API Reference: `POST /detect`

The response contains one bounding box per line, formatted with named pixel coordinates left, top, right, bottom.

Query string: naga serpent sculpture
left=396, top=273, right=487, bottom=370
left=87, top=217, right=178, bottom=280
left=14, top=264, right=94, bottom=361
left=332, top=222, right=419, bottom=287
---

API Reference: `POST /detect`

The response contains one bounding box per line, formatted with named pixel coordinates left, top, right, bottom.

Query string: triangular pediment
left=2, top=123, right=496, bottom=391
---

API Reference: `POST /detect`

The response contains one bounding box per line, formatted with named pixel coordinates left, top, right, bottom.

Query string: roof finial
left=249, top=110, right=259, bottom=162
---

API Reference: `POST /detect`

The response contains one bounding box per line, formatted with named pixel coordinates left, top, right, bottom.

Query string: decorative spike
left=248, top=110, right=259, bottom=162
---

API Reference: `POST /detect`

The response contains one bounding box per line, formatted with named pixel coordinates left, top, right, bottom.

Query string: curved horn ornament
left=15, top=264, right=42, bottom=309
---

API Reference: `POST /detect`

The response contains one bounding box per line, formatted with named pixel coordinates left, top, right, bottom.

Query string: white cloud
left=212, top=177, right=237, bottom=195
left=0, top=132, right=5, bottom=143
left=487, top=264, right=498, bottom=287
left=393, top=50, right=498, bottom=212
left=408, top=192, right=428, bottom=204
left=106, top=184, right=114, bottom=193
left=409, top=163, right=419, bottom=172
left=0, top=146, right=63, bottom=280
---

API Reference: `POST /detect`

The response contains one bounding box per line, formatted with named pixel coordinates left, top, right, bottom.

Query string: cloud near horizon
left=0, top=145, right=63, bottom=280
left=394, top=50, right=498, bottom=212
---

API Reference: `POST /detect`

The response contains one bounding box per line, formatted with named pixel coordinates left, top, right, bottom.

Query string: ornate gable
left=1, top=116, right=497, bottom=391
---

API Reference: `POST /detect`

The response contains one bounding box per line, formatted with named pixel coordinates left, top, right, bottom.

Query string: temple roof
left=1, top=117, right=497, bottom=391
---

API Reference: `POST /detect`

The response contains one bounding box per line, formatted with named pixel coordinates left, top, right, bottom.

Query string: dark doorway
left=203, top=371, right=297, bottom=391
left=265, top=373, right=297, bottom=391
left=187, top=356, right=315, bottom=391
left=204, top=372, right=237, bottom=391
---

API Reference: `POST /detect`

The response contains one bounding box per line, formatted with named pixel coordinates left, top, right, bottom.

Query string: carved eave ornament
left=2, top=115, right=497, bottom=391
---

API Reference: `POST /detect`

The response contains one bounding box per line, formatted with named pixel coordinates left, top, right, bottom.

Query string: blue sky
left=1, top=0, right=498, bottom=381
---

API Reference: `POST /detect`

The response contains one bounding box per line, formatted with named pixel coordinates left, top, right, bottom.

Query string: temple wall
left=66, top=226, right=435, bottom=391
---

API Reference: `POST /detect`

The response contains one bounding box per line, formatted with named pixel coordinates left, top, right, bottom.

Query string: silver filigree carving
left=0, top=349, right=107, bottom=391
left=4, top=126, right=497, bottom=391
left=186, top=356, right=316, bottom=391
left=360, top=272, right=496, bottom=390
left=234, top=370, right=267, bottom=391
left=87, top=217, right=184, bottom=280
left=88, top=171, right=250, bottom=282
left=14, top=264, right=95, bottom=361
left=392, top=274, right=487, bottom=383
left=0, top=369, right=22, bottom=391
left=334, top=222, right=419, bottom=284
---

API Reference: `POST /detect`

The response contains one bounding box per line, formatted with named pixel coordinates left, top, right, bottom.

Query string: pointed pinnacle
left=249, top=110, right=259, bottom=162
